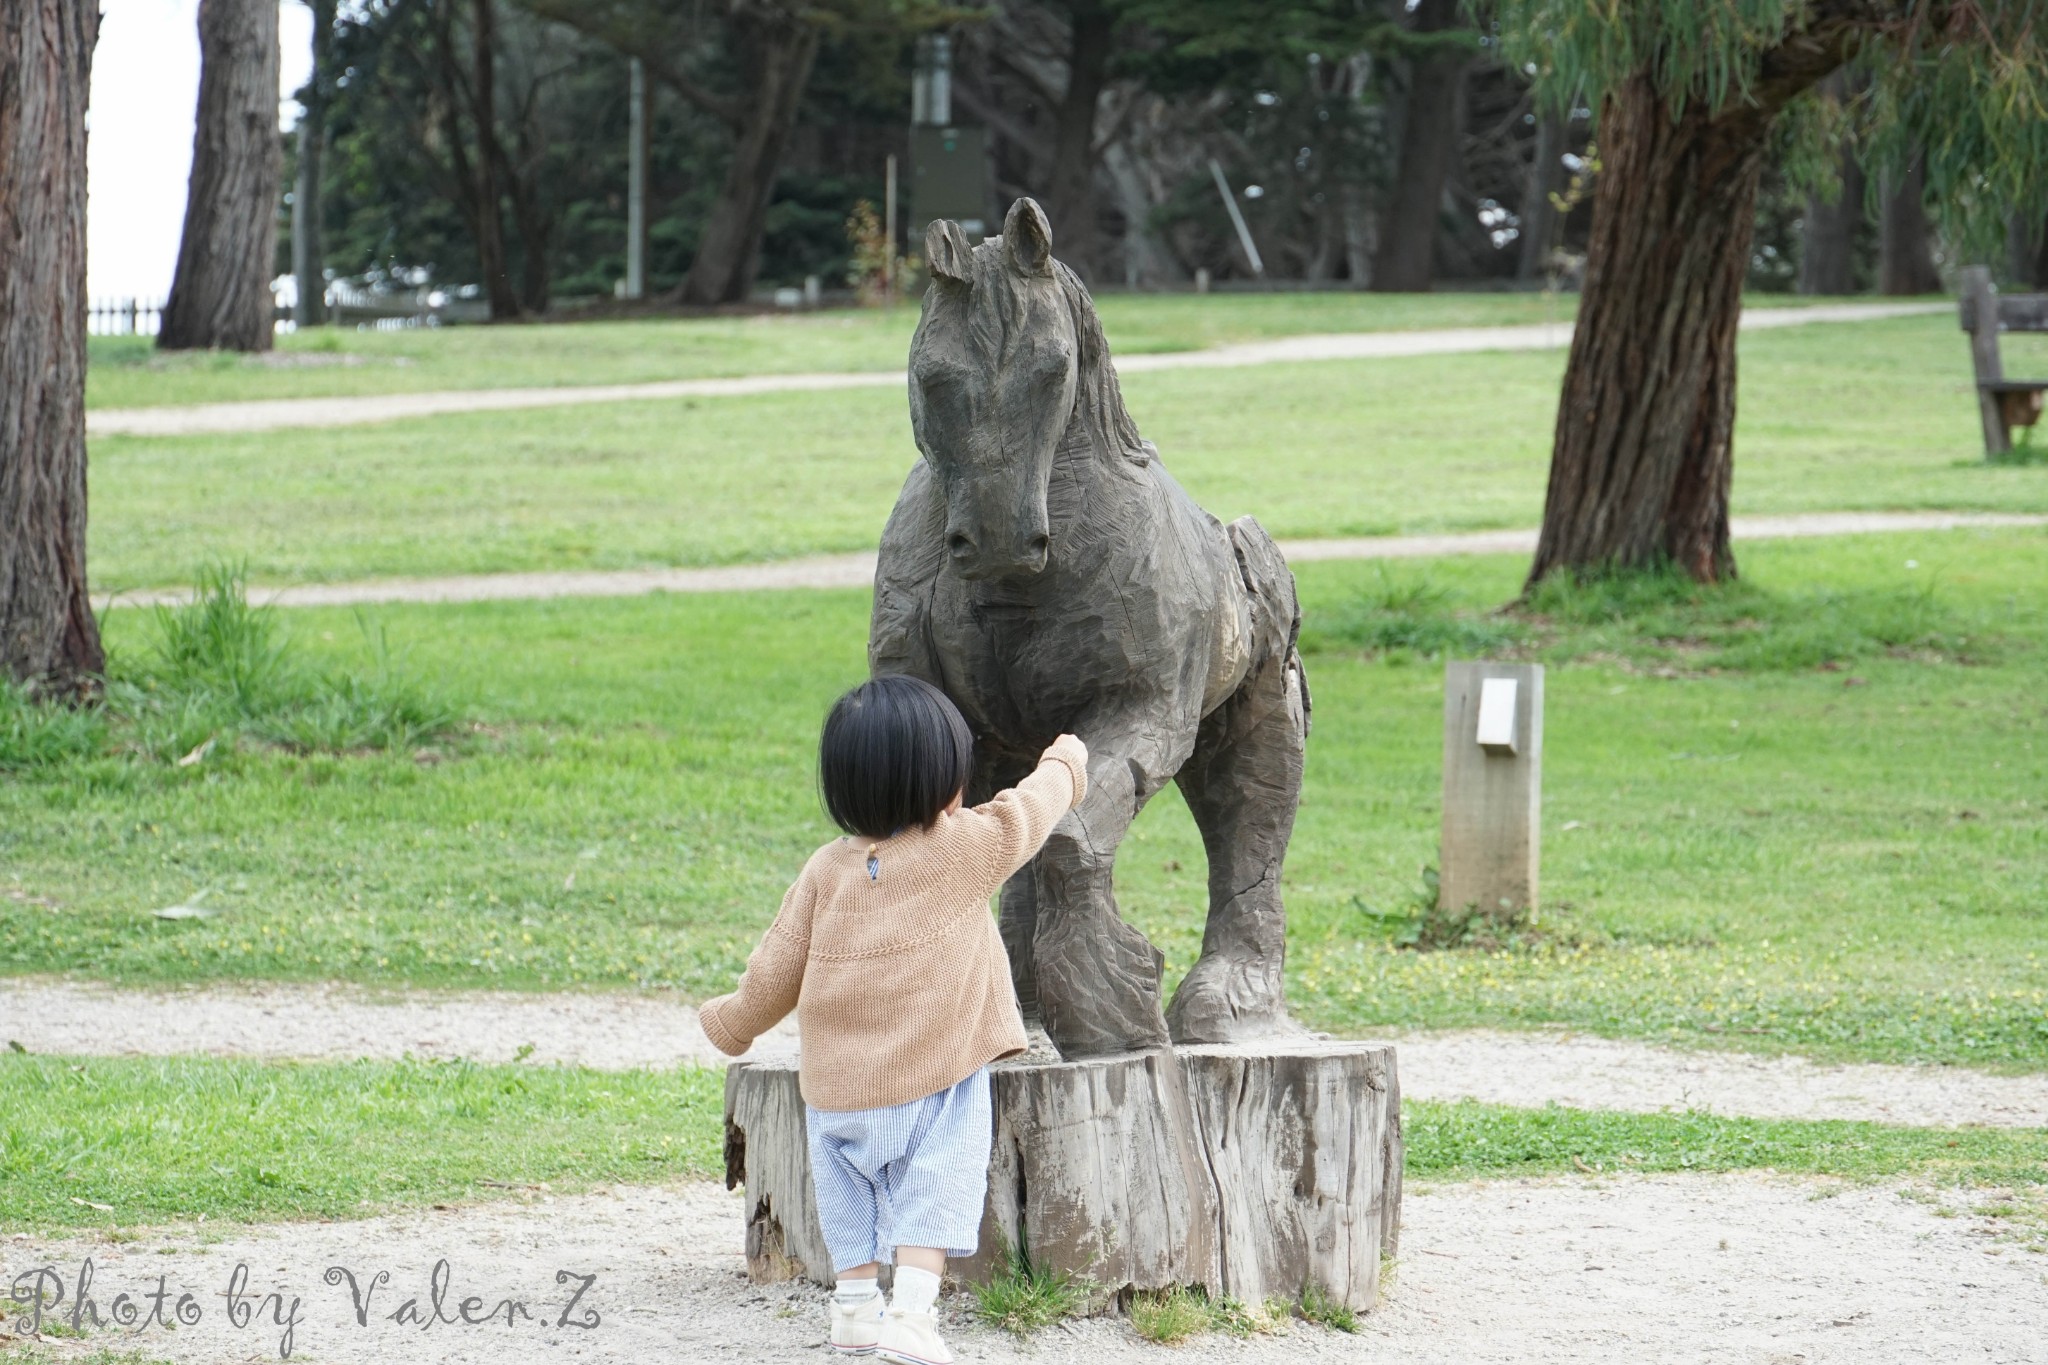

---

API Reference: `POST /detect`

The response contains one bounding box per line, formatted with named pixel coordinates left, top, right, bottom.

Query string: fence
left=87, top=286, right=491, bottom=337
left=88, top=297, right=164, bottom=336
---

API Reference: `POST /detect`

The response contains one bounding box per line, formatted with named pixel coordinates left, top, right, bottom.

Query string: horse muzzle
left=947, top=528, right=1051, bottom=580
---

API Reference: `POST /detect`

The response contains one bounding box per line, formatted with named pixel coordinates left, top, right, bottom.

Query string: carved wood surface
left=725, top=1040, right=1401, bottom=1310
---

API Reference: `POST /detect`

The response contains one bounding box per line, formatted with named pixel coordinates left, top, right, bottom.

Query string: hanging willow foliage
left=1486, top=0, right=2048, bottom=252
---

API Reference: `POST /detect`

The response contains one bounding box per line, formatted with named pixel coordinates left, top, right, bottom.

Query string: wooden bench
left=1959, top=264, right=2048, bottom=456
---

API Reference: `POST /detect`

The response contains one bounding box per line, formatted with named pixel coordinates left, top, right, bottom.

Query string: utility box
left=911, top=125, right=989, bottom=242
left=1441, top=661, right=1543, bottom=921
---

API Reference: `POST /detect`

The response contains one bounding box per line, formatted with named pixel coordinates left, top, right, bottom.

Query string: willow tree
left=1495, top=1, right=2046, bottom=585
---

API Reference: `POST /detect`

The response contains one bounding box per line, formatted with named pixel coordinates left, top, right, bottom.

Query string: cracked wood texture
left=725, top=1042, right=1401, bottom=1309
left=1528, top=13, right=1871, bottom=585
left=160, top=0, right=281, bottom=353
left=0, top=0, right=104, bottom=693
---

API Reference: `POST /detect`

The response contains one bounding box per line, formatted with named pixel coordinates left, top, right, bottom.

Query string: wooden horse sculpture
left=870, top=197, right=1310, bottom=1059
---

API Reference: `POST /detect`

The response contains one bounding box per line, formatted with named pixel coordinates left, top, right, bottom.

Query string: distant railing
left=89, top=297, right=164, bottom=336
left=87, top=285, right=492, bottom=337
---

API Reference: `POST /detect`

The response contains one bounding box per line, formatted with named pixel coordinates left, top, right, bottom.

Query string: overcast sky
left=88, top=1, right=312, bottom=300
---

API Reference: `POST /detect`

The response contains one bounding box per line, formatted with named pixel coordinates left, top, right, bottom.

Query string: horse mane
left=956, top=237, right=1155, bottom=467
left=1052, top=260, right=1156, bottom=467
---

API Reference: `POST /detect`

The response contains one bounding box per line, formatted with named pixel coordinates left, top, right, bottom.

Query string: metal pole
left=626, top=57, right=648, bottom=300
left=1207, top=158, right=1265, bottom=278
left=884, top=152, right=897, bottom=306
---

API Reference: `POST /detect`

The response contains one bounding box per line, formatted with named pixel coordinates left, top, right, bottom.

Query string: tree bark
left=0, top=0, right=105, bottom=693
left=1878, top=152, right=1942, bottom=295
left=292, top=0, right=336, bottom=327
left=676, top=8, right=818, bottom=306
left=160, top=0, right=283, bottom=352
left=1527, top=77, right=1772, bottom=585
left=2008, top=212, right=2048, bottom=290
left=1041, top=0, right=1114, bottom=283
left=1371, top=0, right=1468, bottom=293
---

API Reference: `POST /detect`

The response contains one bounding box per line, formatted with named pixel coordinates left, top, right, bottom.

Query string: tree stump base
left=723, top=1039, right=1401, bottom=1310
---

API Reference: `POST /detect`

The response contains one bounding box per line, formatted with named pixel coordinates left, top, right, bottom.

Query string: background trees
left=0, top=0, right=104, bottom=693
left=160, top=0, right=283, bottom=352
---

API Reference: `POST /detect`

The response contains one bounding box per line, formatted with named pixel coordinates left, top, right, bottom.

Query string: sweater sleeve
left=957, top=734, right=1090, bottom=892
left=698, top=877, right=813, bottom=1056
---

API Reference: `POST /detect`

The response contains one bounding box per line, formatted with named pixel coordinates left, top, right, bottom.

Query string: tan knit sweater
left=699, top=734, right=1089, bottom=1111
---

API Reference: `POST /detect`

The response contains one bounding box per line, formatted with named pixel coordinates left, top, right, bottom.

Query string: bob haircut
left=819, top=675, right=975, bottom=839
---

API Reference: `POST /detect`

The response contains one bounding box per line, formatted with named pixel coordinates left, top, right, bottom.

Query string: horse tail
left=1224, top=515, right=1310, bottom=736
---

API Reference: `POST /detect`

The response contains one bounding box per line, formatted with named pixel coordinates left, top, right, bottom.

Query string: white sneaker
left=829, top=1293, right=885, bottom=1355
left=875, top=1307, right=952, bottom=1365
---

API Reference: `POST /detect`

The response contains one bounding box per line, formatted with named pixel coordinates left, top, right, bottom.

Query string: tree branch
left=519, top=0, right=747, bottom=129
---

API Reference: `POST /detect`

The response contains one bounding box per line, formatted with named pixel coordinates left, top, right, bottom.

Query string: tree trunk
left=726, top=1042, right=1401, bottom=1308
left=292, top=0, right=335, bottom=327
left=1796, top=71, right=1862, bottom=296
left=2008, top=212, right=2048, bottom=290
left=1878, top=152, right=1941, bottom=295
left=1371, top=0, right=1467, bottom=293
left=676, top=10, right=818, bottom=306
left=1041, top=0, right=1113, bottom=283
left=160, top=0, right=283, bottom=352
left=0, top=0, right=105, bottom=694
left=1515, top=110, right=1568, bottom=282
left=1527, top=77, right=1773, bottom=586
left=467, top=0, right=521, bottom=319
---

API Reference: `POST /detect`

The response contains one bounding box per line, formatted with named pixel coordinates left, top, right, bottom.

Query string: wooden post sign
left=1441, top=661, right=1543, bottom=921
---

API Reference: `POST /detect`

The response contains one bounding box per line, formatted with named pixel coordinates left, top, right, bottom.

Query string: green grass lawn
left=86, top=314, right=2035, bottom=590
left=6, top=530, right=2044, bottom=1068
left=83, top=290, right=1667, bottom=411
left=4, top=1053, right=2041, bottom=1233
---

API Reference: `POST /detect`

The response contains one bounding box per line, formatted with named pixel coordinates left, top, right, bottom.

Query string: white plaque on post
left=1441, top=661, right=1543, bottom=921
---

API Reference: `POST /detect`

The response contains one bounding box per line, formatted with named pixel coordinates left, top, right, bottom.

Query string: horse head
left=907, top=198, right=1106, bottom=582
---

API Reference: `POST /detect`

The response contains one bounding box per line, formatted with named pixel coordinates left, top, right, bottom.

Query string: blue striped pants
left=806, top=1067, right=992, bottom=1271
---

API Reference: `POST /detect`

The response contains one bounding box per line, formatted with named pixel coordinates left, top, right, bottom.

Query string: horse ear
left=1002, top=198, right=1053, bottom=277
left=925, top=220, right=973, bottom=286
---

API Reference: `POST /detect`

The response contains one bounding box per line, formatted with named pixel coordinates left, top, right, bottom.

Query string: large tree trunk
left=1041, top=0, right=1113, bottom=283
left=676, top=10, right=818, bottom=306
left=292, top=0, right=335, bottom=327
left=2009, top=212, right=2048, bottom=290
left=1526, top=77, right=1772, bottom=585
left=1878, top=152, right=1941, bottom=295
left=465, top=0, right=521, bottom=319
left=160, top=0, right=283, bottom=352
left=1371, top=0, right=1468, bottom=293
left=0, top=0, right=105, bottom=694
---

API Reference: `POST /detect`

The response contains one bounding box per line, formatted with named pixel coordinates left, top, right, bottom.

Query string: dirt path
left=3, top=1173, right=2039, bottom=1364
left=95, top=511, right=2046, bottom=611
left=85, top=302, right=1946, bottom=439
left=8, top=979, right=2042, bottom=1129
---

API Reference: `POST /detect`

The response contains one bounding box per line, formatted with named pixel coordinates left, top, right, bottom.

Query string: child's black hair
left=819, top=675, right=975, bottom=839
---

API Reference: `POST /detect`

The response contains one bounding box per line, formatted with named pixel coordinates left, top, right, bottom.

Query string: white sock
left=891, top=1265, right=942, bottom=1317
left=833, top=1276, right=880, bottom=1305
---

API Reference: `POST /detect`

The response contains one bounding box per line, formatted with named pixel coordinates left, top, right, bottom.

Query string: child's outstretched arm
left=698, top=878, right=813, bottom=1056
left=957, top=733, right=1090, bottom=890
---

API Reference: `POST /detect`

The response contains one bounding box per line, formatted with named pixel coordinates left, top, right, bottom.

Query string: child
left=700, top=674, right=1088, bottom=1365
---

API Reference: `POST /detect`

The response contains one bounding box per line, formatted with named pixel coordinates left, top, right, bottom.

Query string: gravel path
left=3, top=1173, right=2039, bottom=1364
left=8, top=978, right=2043, bottom=1129
left=95, top=511, right=2046, bottom=611
left=84, top=302, right=1946, bottom=439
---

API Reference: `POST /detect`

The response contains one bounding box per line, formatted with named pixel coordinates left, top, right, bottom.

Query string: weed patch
left=968, top=1239, right=1089, bottom=1337
left=1296, top=1282, right=1360, bottom=1332
left=1129, top=1287, right=1212, bottom=1343
left=0, top=567, right=457, bottom=773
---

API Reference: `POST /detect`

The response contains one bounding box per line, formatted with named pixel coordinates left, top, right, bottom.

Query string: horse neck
left=1048, top=372, right=1151, bottom=542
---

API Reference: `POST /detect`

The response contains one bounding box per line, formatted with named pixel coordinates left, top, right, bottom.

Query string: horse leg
left=1166, top=648, right=1308, bottom=1045
left=1030, top=728, right=1173, bottom=1058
